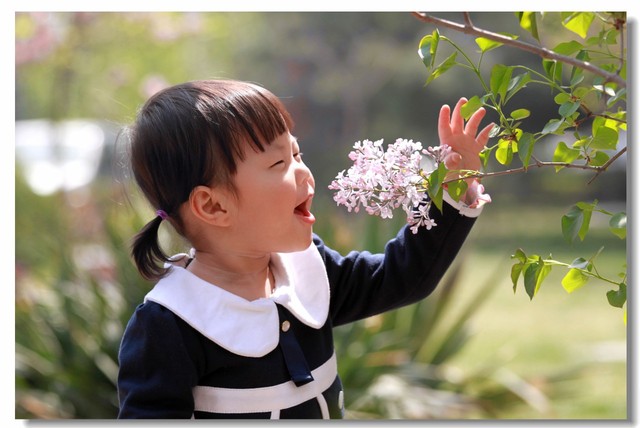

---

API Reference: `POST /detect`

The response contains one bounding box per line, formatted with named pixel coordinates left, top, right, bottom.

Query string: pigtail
left=130, top=215, right=171, bottom=281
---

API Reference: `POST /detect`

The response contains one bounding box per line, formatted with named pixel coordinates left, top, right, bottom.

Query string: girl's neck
left=186, top=249, right=275, bottom=301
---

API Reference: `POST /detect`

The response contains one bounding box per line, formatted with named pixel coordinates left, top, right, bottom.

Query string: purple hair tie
left=156, top=209, right=169, bottom=220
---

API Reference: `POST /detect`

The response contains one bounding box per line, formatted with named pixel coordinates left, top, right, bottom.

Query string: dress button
left=281, top=320, right=291, bottom=332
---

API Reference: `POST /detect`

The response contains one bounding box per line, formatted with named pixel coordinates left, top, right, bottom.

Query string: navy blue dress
left=117, top=199, right=480, bottom=418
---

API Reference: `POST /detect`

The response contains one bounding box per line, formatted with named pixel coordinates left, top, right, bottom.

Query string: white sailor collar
left=143, top=242, right=330, bottom=358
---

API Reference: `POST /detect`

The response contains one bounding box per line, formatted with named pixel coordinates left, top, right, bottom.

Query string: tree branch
left=443, top=147, right=627, bottom=184
left=411, top=12, right=626, bottom=88
left=587, top=146, right=627, bottom=184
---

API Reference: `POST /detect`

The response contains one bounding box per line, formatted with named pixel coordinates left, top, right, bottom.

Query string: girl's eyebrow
left=272, top=135, right=298, bottom=151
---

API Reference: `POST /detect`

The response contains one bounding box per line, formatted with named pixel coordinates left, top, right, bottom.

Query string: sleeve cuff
left=442, top=191, right=484, bottom=218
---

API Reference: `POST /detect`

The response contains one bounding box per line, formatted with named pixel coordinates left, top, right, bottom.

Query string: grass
left=436, top=202, right=628, bottom=419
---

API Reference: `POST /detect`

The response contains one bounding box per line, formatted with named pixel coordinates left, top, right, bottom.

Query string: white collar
left=143, top=242, right=330, bottom=358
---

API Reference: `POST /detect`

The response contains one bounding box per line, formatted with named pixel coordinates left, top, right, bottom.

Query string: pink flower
left=328, top=138, right=435, bottom=234
left=329, top=138, right=490, bottom=233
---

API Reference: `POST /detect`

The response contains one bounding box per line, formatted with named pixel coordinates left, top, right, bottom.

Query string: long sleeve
left=318, top=200, right=477, bottom=327
left=117, top=302, right=202, bottom=418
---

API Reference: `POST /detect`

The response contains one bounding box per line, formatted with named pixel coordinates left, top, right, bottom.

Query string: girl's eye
left=294, top=152, right=303, bottom=160
left=270, top=160, right=285, bottom=168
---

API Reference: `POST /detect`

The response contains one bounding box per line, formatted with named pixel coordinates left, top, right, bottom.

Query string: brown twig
left=443, top=146, right=627, bottom=185
left=411, top=12, right=626, bottom=88
left=587, top=146, right=627, bottom=184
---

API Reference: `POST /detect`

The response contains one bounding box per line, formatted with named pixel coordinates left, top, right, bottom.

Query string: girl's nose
left=297, top=160, right=315, bottom=189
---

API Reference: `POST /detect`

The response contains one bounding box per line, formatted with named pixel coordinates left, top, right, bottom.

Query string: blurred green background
left=14, top=12, right=626, bottom=419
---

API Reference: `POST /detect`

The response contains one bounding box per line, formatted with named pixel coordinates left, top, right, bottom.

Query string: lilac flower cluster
left=328, top=138, right=452, bottom=234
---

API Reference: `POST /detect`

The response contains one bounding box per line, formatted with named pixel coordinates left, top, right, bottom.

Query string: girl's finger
left=443, top=152, right=462, bottom=170
left=438, top=104, right=453, bottom=140
left=450, top=97, right=467, bottom=135
left=464, top=107, right=486, bottom=137
left=475, top=122, right=495, bottom=148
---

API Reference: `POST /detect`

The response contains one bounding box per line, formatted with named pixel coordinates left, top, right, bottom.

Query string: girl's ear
left=188, top=185, right=234, bottom=227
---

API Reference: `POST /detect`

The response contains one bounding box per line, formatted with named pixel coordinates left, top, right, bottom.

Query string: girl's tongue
left=295, top=202, right=316, bottom=224
left=295, top=203, right=310, bottom=217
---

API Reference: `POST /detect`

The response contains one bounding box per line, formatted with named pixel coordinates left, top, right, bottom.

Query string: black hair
left=127, top=79, right=294, bottom=281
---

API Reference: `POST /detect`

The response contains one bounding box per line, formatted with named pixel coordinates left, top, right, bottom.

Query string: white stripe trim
left=193, top=353, right=337, bottom=414
left=270, top=409, right=280, bottom=419
left=316, top=394, right=330, bottom=419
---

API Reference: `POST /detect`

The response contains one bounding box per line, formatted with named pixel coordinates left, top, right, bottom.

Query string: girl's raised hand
left=438, top=97, right=494, bottom=175
left=438, top=97, right=494, bottom=208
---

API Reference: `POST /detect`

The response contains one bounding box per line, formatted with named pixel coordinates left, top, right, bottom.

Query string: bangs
left=195, top=80, right=294, bottom=168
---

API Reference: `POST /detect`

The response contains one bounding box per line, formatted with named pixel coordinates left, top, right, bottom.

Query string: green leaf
left=576, top=200, right=597, bottom=211
left=573, top=86, right=591, bottom=99
left=553, top=141, right=581, bottom=171
left=553, top=40, right=584, bottom=55
left=589, top=150, right=610, bottom=167
left=561, top=205, right=592, bottom=243
left=570, top=69, right=585, bottom=86
left=517, top=132, right=535, bottom=167
left=523, top=257, right=551, bottom=299
left=607, top=88, right=627, bottom=107
left=578, top=205, right=593, bottom=241
left=490, top=64, right=513, bottom=103
left=479, top=147, right=491, bottom=167
left=426, top=52, right=457, bottom=85
left=516, top=12, right=539, bottom=41
left=562, top=12, right=595, bottom=39
left=510, top=108, right=530, bottom=120
left=562, top=203, right=594, bottom=243
left=570, top=50, right=589, bottom=85
left=562, top=268, right=589, bottom=293
left=511, top=263, right=523, bottom=293
left=427, top=162, right=446, bottom=211
left=554, top=93, right=571, bottom=105
left=572, top=137, right=590, bottom=149
left=590, top=126, right=619, bottom=150
left=445, top=179, right=467, bottom=203
left=606, top=283, right=626, bottom=308
left=505, top=72, right=531, bottom=102
left=475, top=33, right=517, bottom=53
left=543, top=59, right=563, bottom=83
left=522, top=264, right=536, bottom=299
left=541, top=119, right=563, bottom=135
left=418, top=30, right=439, bottom=69
left=496, top=140, right=514, bottom=165
left=609, top=212, right=627, bottom=239
left=559, top=101, right=581, bottom=117
left=510, top=251, right=526, bottom=294
left=460, top=96, right=483, bottom=120
left=475, top=37, right=504, bottom=53
left=562, top=207, right=582, bottom=243
left=569, top=257, right=591, bottom=270
left=512, top=248, right=527, bottom=263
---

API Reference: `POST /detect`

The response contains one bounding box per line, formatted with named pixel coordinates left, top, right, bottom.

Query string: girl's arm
left=319, top=200, right=476, bottom=327
left=321, top=97, right=490, bottom=326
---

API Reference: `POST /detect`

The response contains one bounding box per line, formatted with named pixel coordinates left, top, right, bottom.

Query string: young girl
left=117, top=79, right=493, bottom=419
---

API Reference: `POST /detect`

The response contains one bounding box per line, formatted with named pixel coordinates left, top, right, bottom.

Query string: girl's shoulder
left=127, top=299, right=184, bottom=331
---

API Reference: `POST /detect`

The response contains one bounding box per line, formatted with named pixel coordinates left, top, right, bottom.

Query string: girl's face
left=228, top=132, right=316, bottom=255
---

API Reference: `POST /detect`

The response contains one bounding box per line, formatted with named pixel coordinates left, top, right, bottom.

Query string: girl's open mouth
left=294, top=196, right=316, bottom=225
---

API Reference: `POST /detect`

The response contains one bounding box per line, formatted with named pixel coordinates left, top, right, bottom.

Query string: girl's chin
left=277, top=231, right=314, bottom=253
